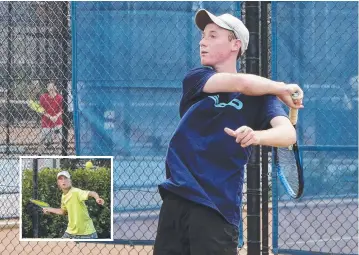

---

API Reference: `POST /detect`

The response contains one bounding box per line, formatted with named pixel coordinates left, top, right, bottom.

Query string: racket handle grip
left=289, top=108, right=298, bottom=125
left=289, top=91, right=300, bottom=125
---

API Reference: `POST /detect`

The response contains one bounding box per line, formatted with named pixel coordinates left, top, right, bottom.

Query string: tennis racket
left=273, top=92, right=304, bottom=199
left=29, top=199, right=50, bottom=208
left=28, top=99, right=45, bottom=114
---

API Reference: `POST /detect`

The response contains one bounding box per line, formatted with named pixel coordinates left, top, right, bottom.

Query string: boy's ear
left=232, top=39, right=242, bottom=53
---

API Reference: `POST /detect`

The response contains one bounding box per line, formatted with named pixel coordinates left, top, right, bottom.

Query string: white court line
left=279, top=236, right=358, bottom=246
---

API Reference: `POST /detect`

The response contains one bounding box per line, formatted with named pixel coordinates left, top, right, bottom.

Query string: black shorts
left=154, top=190, right=239, bottom=255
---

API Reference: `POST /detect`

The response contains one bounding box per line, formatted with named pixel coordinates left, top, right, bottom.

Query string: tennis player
left=154, top=9, right=304, bottom=254
left=39, top=81, right=63, bottom=154
left=43, top=170, right=105, bottom=239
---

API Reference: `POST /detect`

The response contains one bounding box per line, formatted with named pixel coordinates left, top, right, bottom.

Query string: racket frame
left=274, top=92, right=304, bottom=199
left=29, top=199, right=50, bottom=208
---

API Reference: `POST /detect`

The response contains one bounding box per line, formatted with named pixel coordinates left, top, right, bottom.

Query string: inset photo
left=19, top=156, right=113, bottom=241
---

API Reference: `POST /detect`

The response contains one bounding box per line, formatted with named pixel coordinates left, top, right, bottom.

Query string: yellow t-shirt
left=61, top=187, right=96, bottom=235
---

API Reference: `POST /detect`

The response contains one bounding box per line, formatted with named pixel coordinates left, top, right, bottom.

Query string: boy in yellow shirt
left=43, top=170, right=105, bottom=239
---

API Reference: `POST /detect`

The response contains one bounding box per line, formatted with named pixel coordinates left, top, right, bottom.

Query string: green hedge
left=22, top=167, right=111, bottom=239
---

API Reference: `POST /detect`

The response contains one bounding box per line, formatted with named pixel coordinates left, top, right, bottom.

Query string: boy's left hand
left=224, top=126, right=261, bottom=147
left=96, top=198, right=105, bottom=205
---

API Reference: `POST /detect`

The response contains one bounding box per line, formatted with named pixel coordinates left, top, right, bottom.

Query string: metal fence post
left=261, top=2, right=270, bottom=255
left=32, top=158, right=39, bottom=238
left=245, top=2, right=261, bottom=255
left=60, top=2, right=70, bottom=156
left=5, top=2, right=13, bottom=155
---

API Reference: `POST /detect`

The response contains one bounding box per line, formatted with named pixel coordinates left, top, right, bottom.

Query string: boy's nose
left=199, top=37, right=208, bottom=47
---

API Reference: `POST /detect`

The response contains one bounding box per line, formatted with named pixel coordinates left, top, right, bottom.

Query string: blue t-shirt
left=159, top=67, right=287, bottom=226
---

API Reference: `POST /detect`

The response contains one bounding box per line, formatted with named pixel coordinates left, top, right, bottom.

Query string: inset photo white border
left=19, top=156, right=114, bottom=242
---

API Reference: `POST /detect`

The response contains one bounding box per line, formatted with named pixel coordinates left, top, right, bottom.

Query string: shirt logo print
left=208, top=95, right=243, bottom=110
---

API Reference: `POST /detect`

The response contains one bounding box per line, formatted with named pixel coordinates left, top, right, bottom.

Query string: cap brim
left=57, top=174, right=70, bottom=179
left=195, top=9, right=232, bottom=32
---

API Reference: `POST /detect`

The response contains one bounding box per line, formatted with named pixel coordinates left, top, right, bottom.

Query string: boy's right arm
left=203, top=73, right=303, bottom=109
left=43, top=207, right=66, bottom=215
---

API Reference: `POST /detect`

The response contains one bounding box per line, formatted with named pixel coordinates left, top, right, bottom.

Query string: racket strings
left=277, top=147, right=300, bottom=194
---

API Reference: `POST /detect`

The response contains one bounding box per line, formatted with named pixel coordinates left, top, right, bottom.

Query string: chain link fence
left=0, top=0, right=73, bottom=213
left=0, top=1, right=357, bottom=255
left=0, top=1, right=76, bottom=254
left=271, top=2, right=358, bottom=254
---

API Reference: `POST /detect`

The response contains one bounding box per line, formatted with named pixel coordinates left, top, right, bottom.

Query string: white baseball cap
left=57, top=171, right=71, bottom=179
left=195, top=9, right=249, bottom=57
